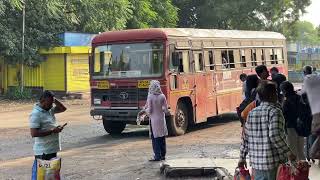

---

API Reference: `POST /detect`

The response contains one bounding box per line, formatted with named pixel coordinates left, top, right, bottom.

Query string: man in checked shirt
left=238, top=81, right=296, bottom=180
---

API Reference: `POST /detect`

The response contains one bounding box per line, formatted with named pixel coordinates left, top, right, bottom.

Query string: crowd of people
left=28, top=64, right=319, bottom=179
left=238, top=65, right=320, bottom=179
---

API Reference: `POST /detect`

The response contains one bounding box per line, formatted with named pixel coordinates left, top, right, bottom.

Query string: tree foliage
left=0, top=0, right=71, bottom=64
left=286, top=21, right=320, bottom=45
left=64, top=0, right=133, bottom=32
left=173, top=0, right=311, bottom=32
left=126, top=0, right=178, bottom=29
left=0, top=0, right=178, bottom=65
left=0, top=0, right=316, bottom=65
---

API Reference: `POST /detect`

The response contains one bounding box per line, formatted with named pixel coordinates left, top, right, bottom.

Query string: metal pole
left=21, top=0, right=25, bottom=91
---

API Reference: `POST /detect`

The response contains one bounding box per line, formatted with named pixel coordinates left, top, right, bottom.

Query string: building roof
left=92, top=28, right=286, bottom=45
left=59, top=32, right=96, bottom=46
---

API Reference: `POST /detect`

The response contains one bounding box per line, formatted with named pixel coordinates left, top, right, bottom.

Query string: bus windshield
left=92, top=43, right=163, bottom=79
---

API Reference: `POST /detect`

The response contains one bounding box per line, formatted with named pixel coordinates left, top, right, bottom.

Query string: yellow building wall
left=43, top=54, right=66, bottom=91
left=66, top=54, right=90, bottom=92
left=0, top=57, right=5, bottom=93
left=1, top=46, right=91, bottom=94
left=7, top=64, right=19, bottom=87
left=23, top=64, right=44, bottom=87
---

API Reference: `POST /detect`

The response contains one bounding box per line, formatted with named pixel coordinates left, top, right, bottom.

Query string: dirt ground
left=0, top=99, right=242, bottom=180
left=2, top=93, right=319, bottom=180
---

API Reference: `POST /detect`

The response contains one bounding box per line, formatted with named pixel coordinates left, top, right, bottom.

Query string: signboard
left=97, top=81, right=110, bottom=89
left=138, top=80, right=150, bottom=88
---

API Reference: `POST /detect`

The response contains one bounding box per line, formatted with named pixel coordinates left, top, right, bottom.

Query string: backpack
left=237, top=90, right=258, bottom=126
left=295, top=94, right=312, bottom=137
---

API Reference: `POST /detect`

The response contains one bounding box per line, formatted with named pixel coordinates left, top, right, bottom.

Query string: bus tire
left=102, top=119, right=126, bottom=135
left=168, top=102, right=189, bottom=136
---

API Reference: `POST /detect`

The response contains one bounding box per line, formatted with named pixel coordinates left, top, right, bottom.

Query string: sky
left=300, top=0, right=320, bottom=27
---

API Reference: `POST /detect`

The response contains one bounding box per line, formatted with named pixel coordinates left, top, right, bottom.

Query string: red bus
left=89, top=28, right=288, bottom=136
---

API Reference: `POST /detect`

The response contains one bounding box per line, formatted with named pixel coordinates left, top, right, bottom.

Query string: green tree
left=172, top=0, right=198, bottom=28
left=65, top=0, right=133, bottom=32
left=0, top=0, right=134, bottom=65
left=173, top=0, right=311, bottom=32
left=0, top=0, right=71, bottom=64
left=127, top=0, right=157, bottom=28
left=317, top=25, right=320, bottom=37
left=0, top=0, right=178, bottom=65
left=127, top=0, right=178, bottom=29
left=287, top=21, right=320, bottom=45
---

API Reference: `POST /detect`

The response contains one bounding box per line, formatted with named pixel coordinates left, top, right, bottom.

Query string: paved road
left=0, top=101, right=242, bottom=179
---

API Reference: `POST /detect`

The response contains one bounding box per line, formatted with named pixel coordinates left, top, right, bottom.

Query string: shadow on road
left=64, top=126, right=150, bottom=151
left=67, top=112, right=239, bottom=151
left=188, top=112, right=239, bottom=133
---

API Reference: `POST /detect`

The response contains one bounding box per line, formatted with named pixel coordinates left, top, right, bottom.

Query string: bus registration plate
left=138, top=80, right=150, bottom=88
left=97, top=81, right=110, bottom=89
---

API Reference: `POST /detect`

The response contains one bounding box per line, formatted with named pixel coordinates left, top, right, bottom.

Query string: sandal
left=149, top=157, right=161, bottom=162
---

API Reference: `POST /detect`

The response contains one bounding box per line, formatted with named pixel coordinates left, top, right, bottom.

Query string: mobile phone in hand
left=62, top=123, right=68, bottom=128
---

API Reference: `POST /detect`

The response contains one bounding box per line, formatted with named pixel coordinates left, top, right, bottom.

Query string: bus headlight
left=94, top=98, right=101, bottom=105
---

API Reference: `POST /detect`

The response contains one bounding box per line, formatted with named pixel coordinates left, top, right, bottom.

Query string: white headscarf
left=148, top=80, right=162, bottom=95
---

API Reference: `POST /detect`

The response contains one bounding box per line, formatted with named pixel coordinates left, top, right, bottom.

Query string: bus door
left=169, top=48, right=195, bottom=112
left=192, top=51, right=207, bottom=123
left=204, top=50, right=217, bottom=117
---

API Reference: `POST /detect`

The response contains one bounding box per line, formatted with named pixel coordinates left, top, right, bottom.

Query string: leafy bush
left=5, top=86, right=32, bottom=100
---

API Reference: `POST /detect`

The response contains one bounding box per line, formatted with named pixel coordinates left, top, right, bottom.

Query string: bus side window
left=276, top=48, right=282, bottom=64
left=270, top=49, right=275, bottom=64
left=274, top=49, right=278, bottom=64
left=228, top=50, right=235, bottom=69
left=182, top=51, right=190, bottom=73
left=209, top=51, right=214, bottom=70
left=221, top=50, right=229, bottom=69
left=171, top=51, right=190, bottom=73
left=240, top=49, right=246, bottom=67
left=251, top=49, right=257, bottom=66
left=221, top=50, right=235, bottom=69
left=280, top=48, right=285, bottom=64
left=199, top=53, right=204, bottom=71
left=261, top=49, right=265, bottom=65
left=177, top=52, right=184, bottom=72
left=194, top=52, right=204, bottom=72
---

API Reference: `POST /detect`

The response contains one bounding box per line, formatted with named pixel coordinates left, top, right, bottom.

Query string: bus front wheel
left=168, top=102, right=189, bottom=136
left=102, top=119, right=126, bottom=135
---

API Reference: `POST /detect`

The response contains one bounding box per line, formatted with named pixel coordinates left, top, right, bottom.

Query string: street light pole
left=21, top=0, right=25, bottom=91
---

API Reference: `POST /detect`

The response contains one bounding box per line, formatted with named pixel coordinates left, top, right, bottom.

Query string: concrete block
left=160, top=158, right=232, bottom=179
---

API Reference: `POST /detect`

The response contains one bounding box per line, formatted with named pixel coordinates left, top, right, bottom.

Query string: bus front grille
left=92, top=88, right=148, bottom=108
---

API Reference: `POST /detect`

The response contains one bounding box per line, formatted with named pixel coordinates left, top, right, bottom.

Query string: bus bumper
left=90, top=108, right=174, bottom=124
left=90, top=108, right=141, bottom=122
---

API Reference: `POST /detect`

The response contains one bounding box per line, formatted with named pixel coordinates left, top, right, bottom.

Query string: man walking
left=304, top=73, right=320, bottom=162
left=270, top=67, right=286, bottom=102
left=301, top=65, right=317, bottom=162
left=239, top=73, right=247, bottom=99
left=255, top=65, right=269, bottom=80
left=30, top=90, right=67, bottom=160
left=239, top=81, right=295, bottom=180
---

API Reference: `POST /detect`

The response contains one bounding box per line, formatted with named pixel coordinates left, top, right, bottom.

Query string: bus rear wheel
left=102, top=119, right=126, bottom=135
left=168, top=102, right=189, bottom=136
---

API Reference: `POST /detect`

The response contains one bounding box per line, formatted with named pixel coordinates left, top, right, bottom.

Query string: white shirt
left=304, top=74, right=320, bottom=115
left=242, top=81, right=246, bottom=99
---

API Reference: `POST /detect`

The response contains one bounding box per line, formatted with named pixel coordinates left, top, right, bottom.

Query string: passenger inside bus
left=178, top=53, right=184, bottom=73
left=221, top=51, right=228, bottom=69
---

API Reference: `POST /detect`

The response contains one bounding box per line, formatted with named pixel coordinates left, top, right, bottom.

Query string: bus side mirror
left=172, top=52, right=180, bottom=66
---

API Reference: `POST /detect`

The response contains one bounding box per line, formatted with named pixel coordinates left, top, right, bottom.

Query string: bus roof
left=92, top=28, right=285, bottom=45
